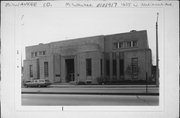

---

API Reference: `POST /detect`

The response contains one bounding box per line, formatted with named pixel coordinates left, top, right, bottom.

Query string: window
left=44, top=62, right=49, bottom=77
left=43, top=51, right=46, bottom=55
left=100, top=59, right=103, bottom=76
left=31, top=52, right=34, bottom=58
left=113, top=59, right=117, bottom=76
left=119, top=59, right=124, bottom=76
left=86, top=58, right=92, bottom=76
left=119, top=42, right=123, bottom=48
left=114, top=41, right=137, bottom=49
left=106, top=60, right=110, bottom=76
left=127, top=41, right=131, bottom=48
left=35, top=52, right=37, bottom=57
left=37, top=59, right=40, bottom=78
left=113, top=42, right=118, bottom=49
left=132, top=40, right=138, bottom=47
left=39, top=51, right=42, bottom=55
left=113, top=42, right=124, bottom=49
left=131, top=58, right=138, bottom=79
left=29, top=65, right=33, bottom=77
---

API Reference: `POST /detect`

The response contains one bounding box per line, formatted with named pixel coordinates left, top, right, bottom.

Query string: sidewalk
left=49, top=84, right=158, bottom=88
left=22, top=87, right=159, bottom=96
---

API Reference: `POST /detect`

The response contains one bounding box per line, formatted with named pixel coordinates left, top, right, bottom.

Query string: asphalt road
left=22, top=87, right=159, bottom=95
left=22, top=94, right=159, bottom=106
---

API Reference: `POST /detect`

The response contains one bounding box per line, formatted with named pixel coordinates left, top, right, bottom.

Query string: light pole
left=156, top=12, right=159, bottom=86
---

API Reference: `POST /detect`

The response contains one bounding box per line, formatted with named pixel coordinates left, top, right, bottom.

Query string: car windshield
left=39, top=80, right=44, bottom=82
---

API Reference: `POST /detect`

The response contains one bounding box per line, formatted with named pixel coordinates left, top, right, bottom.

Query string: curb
left=22, top=92, right=159, bottom=96
left=48, top=85, right=158, bottom=88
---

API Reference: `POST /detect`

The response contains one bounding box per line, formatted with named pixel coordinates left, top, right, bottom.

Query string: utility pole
left=156, top=12, right=159, bottom=86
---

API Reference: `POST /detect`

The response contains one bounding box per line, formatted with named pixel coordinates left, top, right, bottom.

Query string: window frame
left=43, top=51, right=46, bottom=55
left=44, top=61, right=49, bottom=77
left=132, top=40, right=138, bottom=47
left=29, top=65, right=33, bottom=77
left=86, top=58, right=92, bottom=76
left=31, top=52, right=34, bottom=58
left=113, top=59, right=117, bottom=76
left=126, top=41, right=132, bottom=48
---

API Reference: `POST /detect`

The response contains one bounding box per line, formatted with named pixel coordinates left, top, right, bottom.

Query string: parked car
left=24, top=79, right=51, bottom=88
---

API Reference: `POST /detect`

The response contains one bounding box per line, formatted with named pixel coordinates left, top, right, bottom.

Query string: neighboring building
left=23, top=30, right=152, bottom=84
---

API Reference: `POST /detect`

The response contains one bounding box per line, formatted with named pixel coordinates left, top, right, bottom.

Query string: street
left=21, top=86, right=159, bottom=106
left=22, top=94, right=158, bottom=106
left=22, top=86, right=159, bottom=95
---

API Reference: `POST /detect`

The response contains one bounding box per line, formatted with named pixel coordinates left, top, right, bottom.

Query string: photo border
left=1, top=0, right=179, bottom=118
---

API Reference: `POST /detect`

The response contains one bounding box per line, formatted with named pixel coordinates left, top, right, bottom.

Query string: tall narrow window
left=35, top=52, right=37, bottom=57
left=43, top=51, right=46, bottom=55
left=31, top=52, right=34, bottom=58
left=119, top=59, right=124, bottom=76
left=132, top=40, right=138, bottom=47
left=100, top=59, right=103, bottom=76
left=127, top=41, right=131, bottom=48
left=106, top=60, right=110, bottom=76
left=113, top=59, right=117, bottom=76
left=113, top=42, right=118, bottom=49
left=131, top=58, right=138, bottom=79
left=37, top=59, right=40, bottom=79
left=119, top=42, right=123, bottom=48
left=44, top=62, right=49, bottom=77
left=86, top=58, right=92, bottom=76
left=29, top=65, right=33, bottom=77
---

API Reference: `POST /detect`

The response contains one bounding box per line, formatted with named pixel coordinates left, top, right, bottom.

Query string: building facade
left=23, top=30, right=152, bottom=84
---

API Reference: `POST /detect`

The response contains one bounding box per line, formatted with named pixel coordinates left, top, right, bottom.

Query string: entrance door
left=65, top=59, right=75, bottom=82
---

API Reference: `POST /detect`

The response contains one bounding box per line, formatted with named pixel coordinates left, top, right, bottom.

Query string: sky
left=16, top=8, right=163, bottom=65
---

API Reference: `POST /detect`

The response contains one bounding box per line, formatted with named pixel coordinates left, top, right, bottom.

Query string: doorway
left=65, top=59, right=75, bottom=82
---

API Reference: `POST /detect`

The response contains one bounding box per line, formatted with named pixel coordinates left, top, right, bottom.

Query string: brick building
left=23, top=30, right=152, bottom=84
